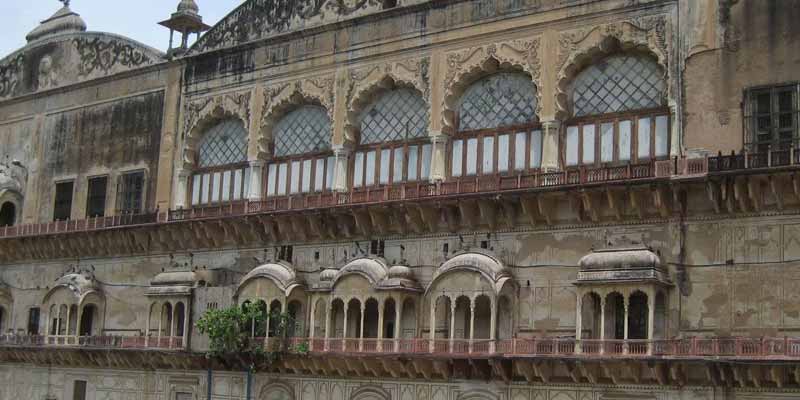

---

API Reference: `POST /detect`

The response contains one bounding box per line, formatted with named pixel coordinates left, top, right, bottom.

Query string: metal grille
left=197, top=119, right=248, bottom=168
left=274, top=106, right=331, bottom=157
left=360, top=88, right=428, bottom=144
left=572, top=56, right=665, bottom=117
left=458, top=73, right=537, bottom=131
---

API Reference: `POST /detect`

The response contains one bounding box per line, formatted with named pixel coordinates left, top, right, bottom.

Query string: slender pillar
left=65, top=306, right=71, bottom=340
left=157, top=306, right=164, bottom=343
left=343, top=303, right=349, bottom=339
left=575, top=291, right=583, bottom=354
left=332, top=146, right=352, bottom=192
left=248, top=160, right=265, bottom=201
left=170, top=305, right=177, bottom=348
left=359, top=302, right=365, bottom=351
left=182, top=304, right=190, bottom=349
left=377, top=299, right=385, bottom=352
left=489, top=298, right=497, bottom=353
left=429, top=133, right=448, bottom=182
left=174, top=169, right=190, bottom=209
left=647, top=289, right=656, bottom=355
left=324, top=301, right=332, bottom=351
left=599, top=296, right=606, bottom=354
left=429, top=301, right=436, bottom=352
left=540, top=120, right=562, bottom=171
left=145, top=305, right=151, bottom=347
left=468, top=299, right=476, bottom=353
left=394, top=300, right=403, bottom=352
left=623, top=294, right=630, bottom=355
left=309, top=299, right=317, bottom=340
left=448, top=300, right=456, bottom=353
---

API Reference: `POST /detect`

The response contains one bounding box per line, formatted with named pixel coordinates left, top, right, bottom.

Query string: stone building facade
left=0, top=0, right=799, bottom=399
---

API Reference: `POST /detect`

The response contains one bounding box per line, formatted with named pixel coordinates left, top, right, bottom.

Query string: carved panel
left=182, top=91, right=253, bottom=169
left=73, top=37, right=155, bottom=77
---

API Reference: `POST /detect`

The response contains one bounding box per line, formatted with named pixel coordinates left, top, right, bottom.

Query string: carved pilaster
left=540, top=120, right=561, bottom=171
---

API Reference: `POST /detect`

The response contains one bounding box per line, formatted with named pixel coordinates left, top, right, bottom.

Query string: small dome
left=177, top=0, right=199, bottom=15
left=579, top=247, right=661, bottom=270
left=26, top=6, right=87, bottom=43
left=320, top=268, right=338, bottom=282
left=388, top=265, right=413, bottom=280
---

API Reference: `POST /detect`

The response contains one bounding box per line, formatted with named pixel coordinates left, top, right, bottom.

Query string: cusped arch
left=183, top=95, right=251, bottom=170
left=555, top=22, right=669, bottom=119
left=442, top=40, right=542, bottom=131
left=258, top=381, right=295, bottom=400
left=261, top=78, right=335, bottom=152
left=350, top=385, right=391, bottom=400
left=0, top=188, right=22, bottom=227
left=42, top=273, right=102, bottom=306
left=332, top=257, right=390, bottom=288
left=346, top=72, right=430, bottom=141
left=237, top=261, right=303, bottom=299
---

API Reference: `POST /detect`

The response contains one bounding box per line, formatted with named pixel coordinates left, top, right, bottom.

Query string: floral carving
left=192, top=0, right=383, bottom=54
left=73, top=37, right=155, bottom=77
left=0, top=54, right=24, bottom=99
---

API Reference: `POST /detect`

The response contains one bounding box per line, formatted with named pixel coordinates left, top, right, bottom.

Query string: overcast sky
left=0, top=1, right=243, bottom=57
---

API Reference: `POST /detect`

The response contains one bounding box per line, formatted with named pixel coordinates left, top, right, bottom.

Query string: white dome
left=26, top=6, right=87, bottom=43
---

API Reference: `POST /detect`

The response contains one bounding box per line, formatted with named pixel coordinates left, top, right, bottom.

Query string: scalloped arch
left=555, top=19, right=669, bottom=120
left=260, top=78, right=334, bottom=157
left=350, top=385, right=391, bottom=400
left=258, top=381, right=295, bottom=400
left=346, top=74, right=429, bottom=144
left=182, top=93, right=251, bottom=170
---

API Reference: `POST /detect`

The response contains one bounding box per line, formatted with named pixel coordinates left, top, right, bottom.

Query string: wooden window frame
left=116, top=170, right=147, bottom=215
left=447, top=122, right=543, bottom=179
left=85, top=175, right=109, bottom=218
left=264, top=150, right=334, bottom=198
left=53, top=180, right=75, bottom=222
left=189, top=162, right=250, bottom=207
left=745, top=84, right=800, bottom=152
left=350, top=137, right=432, bottom=189
left=564, top=107, right=671, bottom=167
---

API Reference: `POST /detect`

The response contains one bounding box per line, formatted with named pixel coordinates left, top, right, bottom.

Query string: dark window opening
left=382, top=0, right=397, bottom=8
left=370, top=240, right=385, bottom=257
left=0, top=202, right=15, bottom=227
left=278, top=245, right=293, bottom=263
left=0, top=306, right=4, bottom=333
left=117, top=171, right=145, bottom=215
left=746, top=84, right=799, bottom=152
left=86, top=176, right=108, bottom=218
left=73, top=380, right=87, bottom=400
left=480, top=240, right=489, bottom=249
left=79, top=305, right=95, bottom=336
left=53, top=181, right=74, bottom=221
left=27, top=307, right=40, bottom=335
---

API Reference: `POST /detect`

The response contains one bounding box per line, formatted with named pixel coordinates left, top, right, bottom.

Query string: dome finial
left=59, top=0, right=71, bottom=7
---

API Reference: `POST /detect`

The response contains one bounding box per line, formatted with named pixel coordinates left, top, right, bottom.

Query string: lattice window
left=572, top=55, right=665, bottom=117
left=457, top=73, right=538, bottom=131
left=360, top=88, right=428, bottom=144
left=274, top=106, right=331, bottom=157
left=197, top=119, right=248, bottom=168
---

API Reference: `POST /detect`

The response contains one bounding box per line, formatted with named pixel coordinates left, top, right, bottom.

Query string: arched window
left=265, top=106, right=334, bottom=197
left=352, top=88, right=431, bottom=188
left=0, top=202, right=15, bottom=227
left=190, top=119, right=250, bottom=206
left=566, top=55, right=669, bottom=166
left=451, top=73, right=542, bottom=178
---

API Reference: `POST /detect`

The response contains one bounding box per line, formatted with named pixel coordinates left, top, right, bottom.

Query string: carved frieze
left=182, top=91, right=252, bottom=169
left=73, top=37, right=155, bottom=77
left=441, top=37, right=542, bottom=130
left=555, top=14, right=671, bottom=118
left=192, top=0, right=387, bottom=54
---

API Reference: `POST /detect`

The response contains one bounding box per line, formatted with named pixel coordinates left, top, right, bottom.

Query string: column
left=182, top=304, right=190, bottom=349
left=248, top=160, right=265, bottom=201
left=65, top=306, right=71, bottom=342
left=145, top=305, right=151, bottom=347
left=623, top=294, right=630, bottom=355
left=429, top=133, right=448, bottom=182
left=647, top=289, right=656, bottom=355
left=332, top=145, right=352, bottom=192
left=377, top=299, right=385, bottom=352
left=448, top=300, right=456, bottom=353
left=309, top=299, right=317, bottom=341
left=468, top=298, right=476, bottom=354
left=575, top=291, right=583, bottom=354
left=170, top=305, right=177, bottom=348
left=599, top=296, right=606, bottom=354
left=489, top=298, right=497, bottom=353
left=324, top=301, right=332, bottom=351
left=174, top=169, right=190, bottom=209
left=342, top=303, right=349, bottom=340
left=394, top=299, right=403, bottom=352
left=429, top=302, right=436, bottom=352
left=540, top=120, right=561, bottom=172
left=157, top=306, right=164, bottom=345
left=358, top=302, right=365, bottom=351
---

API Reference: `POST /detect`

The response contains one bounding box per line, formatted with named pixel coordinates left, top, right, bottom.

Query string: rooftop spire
left=159, top=0, right=210, bottom=57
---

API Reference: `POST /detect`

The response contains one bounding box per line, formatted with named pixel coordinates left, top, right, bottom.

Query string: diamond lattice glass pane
left=572, top=56, right=665, bottom=117
left=458, top=73, right=538, bottom=131
left=360, top=88, right=429, bottom=145
left=274, top=106, right=331, bottom=157
left=197, top=119, right=248, bottom=168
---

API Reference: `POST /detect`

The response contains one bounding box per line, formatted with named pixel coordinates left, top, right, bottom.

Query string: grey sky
left=0, top=1, right=243, bottom=58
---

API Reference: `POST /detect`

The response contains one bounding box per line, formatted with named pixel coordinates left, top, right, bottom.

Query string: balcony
left=0, top=334, right=185, bottom=350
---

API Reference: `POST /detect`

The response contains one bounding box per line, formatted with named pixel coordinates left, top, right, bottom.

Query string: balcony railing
left=4, top=150, right=800, bottom=240
left=0, top=335, right=185, bottom=350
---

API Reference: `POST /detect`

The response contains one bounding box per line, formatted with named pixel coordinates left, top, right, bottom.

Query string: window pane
left=201, top=174, right=210, bottom=204
left=380, top=149, right=391, bottom=185
left=514, top=132, right=526, bottom=171
left=638, top=118, right=652, bottom=159
left=302, top=159, right=312, bottom=193
left=353, top=152, right=364, bottom=188
left=266, top=165, right=277, bottom=197
left=54, top=181, right=74, bottom=221
left=498, top=134, right=509, bottom=172
left=393, top=147, right=404, bottom=183
left=197, top=119, right=248, bottom=168
left=221, top=171, right=231, bottom=201
left=408, top=145, right=419, bottom=181
left=274, top=106, right=331, bottom=157
left=365, top=151, right=376, bottom=186
left=277, top=164, right=288, bottom=195
left=572, top=56, right=665, bottom=117
left=421, top=144, right=432, bottom=180
left=451, top=140, right=463, bottom=177
left=315, top=158, right=325, bottom=192
left=530, top=130, right=542, bottom=169
left=243, top=167, right=251, bottom=199
left=458, top=73, right=538, bottom=130
left=86, top=177, right=108, bottom=218
left=566, top=126, right=579, bottom=166
left=211, top=173, right=221, bottom=203
left=326, top=157, right=335, bottom=190
left=482, top=136, right=494, bottom=174
left=619, top=120, right=632, bottom=161
left=192, top=175, right=201, bottom=205
left=600, top=123, right=614, bottom=163
left=234, top=169, right=243, bottom=200
left=360, top=88, right=429, bottom=144
left=582, top=124, right=596, bottom=165
left=655, top=115, right=669, bottom=157
left=290, top=161, right=301, bottom=194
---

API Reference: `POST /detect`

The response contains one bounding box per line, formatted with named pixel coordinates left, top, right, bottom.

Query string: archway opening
left=58, top=304, right=68, bottom=336
left=400, top=298, right=417, bottom=339
left=0, top=202, right=15, bottom=227
left=0, top=306, right=5, bottom=333
left=434, top=296, right=451, bottom=339
left=628, top=291, right=649, bottom=340
left=473, top=295, right=492, bottom=339
left=363, top=298, right=379, bottom=339
left=268, top=300, right=282, bottom=337
left=655, top=291, right=667, bottom=339
left=287, top=300, right=303, bottom=337
left=175, top=302, right=186, bottom=337
left=313, top=299, right=326, bottom=338
left=346, top=299, right=362, bottom=338
left=605, top=293, right=624, bottom=340
left=454, top=296, right=472, bottom=339
left=162, top=303, right=173, bottom=337
left=580, top=292, right=602, bottom=339
left=331, top=299, right=345, bottom=338
left=79, top=304, right=96, bottom=336
left=254, top=300, right=268, bottom=338
left=68, top=305, right=78, bottom=336
left=496, top=295, right=512, bottom=340
left=382, top=298, right=396, bottom=339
